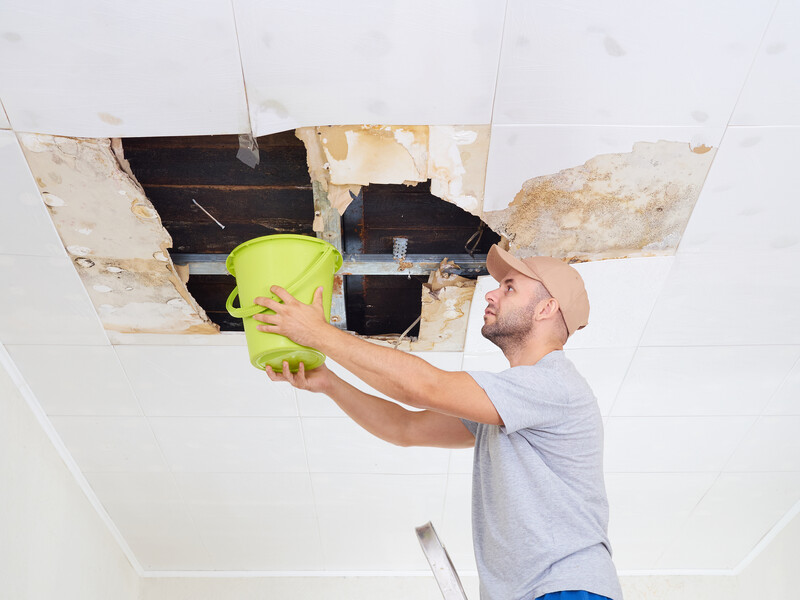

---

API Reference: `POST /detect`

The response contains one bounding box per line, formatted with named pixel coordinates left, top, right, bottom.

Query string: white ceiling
left=1, top=0, right=799, bottom=578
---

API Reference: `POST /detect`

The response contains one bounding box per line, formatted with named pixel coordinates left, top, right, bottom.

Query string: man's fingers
left=253, top=296, right=282, bottom=311
left=313, top=286, right=324, bottom=309
left=270, top=285, right=295, bottom=303
left=281, top=360, right=293, bottom=382
left=253, top=310, right=279, bottom=324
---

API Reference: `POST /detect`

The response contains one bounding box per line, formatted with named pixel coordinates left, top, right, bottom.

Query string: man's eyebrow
left=502, top=277, right=516, bottom=285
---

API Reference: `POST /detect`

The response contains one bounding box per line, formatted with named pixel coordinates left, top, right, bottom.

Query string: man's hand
left=253, top=285, right=331, bottom=347
left=265, top=361, right=336, bottom=395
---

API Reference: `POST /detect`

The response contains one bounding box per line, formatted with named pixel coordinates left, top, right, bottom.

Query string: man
left=254, top=244, right=622, bottom=600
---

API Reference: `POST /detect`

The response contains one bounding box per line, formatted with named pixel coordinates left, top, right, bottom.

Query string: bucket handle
left=226, top=245, right=336, bottom=319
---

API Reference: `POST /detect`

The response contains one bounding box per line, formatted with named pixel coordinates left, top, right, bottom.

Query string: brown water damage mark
left=483, top=140, right=716, bottom=262
left=17, top=133, right=217, bottom=335
left=98, top=112, right=123, bottom=125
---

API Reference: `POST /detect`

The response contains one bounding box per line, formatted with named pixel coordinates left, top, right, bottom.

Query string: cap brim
left=486, top=245, right=541, bottom=284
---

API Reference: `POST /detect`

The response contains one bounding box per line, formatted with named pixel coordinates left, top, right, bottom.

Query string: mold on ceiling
left=483, top=140, right=717, bottom=262
left=18, top=133, right=217, bottom=334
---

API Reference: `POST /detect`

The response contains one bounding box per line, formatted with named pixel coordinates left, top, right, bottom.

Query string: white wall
left=0, top=354, right=140, bottom=600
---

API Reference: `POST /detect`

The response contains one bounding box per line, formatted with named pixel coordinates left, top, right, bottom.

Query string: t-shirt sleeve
left=468, top=367, right=569, bottom=434
left=460, top=418, right=479, bottom=436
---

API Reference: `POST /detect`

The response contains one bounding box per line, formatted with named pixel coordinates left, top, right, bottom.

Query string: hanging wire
left=464, top=222, right=486, bottom=257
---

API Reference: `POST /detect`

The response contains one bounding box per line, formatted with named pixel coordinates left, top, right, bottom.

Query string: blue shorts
left=537, top=593, right=612, bottom=600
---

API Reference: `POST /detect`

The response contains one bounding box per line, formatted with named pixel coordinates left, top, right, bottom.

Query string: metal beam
left=312, top=181, right=347, bottom=329
left=172, top=253, right=488, bottom=277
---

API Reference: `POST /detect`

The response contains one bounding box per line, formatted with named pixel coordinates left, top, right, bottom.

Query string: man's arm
left=255, top=286, right=503, bottom=426
left=268, top=362, right=475, bottom=449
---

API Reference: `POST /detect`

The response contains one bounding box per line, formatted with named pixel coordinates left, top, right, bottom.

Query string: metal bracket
left=312, top=181, right=347, bottom=330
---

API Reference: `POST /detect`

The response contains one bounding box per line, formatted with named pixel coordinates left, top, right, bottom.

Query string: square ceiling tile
left=149, top=417, right=307, bottom=473
left=764, top=357, right=800, bottom=416
left=612, top=346, right=800, bottom=417
left=313, top=473, right=447, bottom=570
left=7, top=345, right=142, bottom=416
left=679, top=128, right=800, bottom=254
left=657, top=472, right=800, bottom=570
left=233, top=0, right=506, bottom=135
left=604, top=416, right=754, bottom=472
left=725, top=416, right=800, bottom=472
left=493, top=0, right=773, bottom=126
left=303, top=417, right=450, bottom=474
left=568, top=257, right=675, bottom=349
left=0, top=131, right=64, bottom=256
left=49, top=416, right=168, bottom=472
left=85, top=471, right=213, bottom=571
left=732, top=1, right=800, bottom=125
left=0, top=98, right=9, bottom=129
left=565, top=347, right=636, bottom=416
left=174, top=472, right=323, bottom=570
left=449, top=446, right=474, bottom=474
left=114, top=345, right=296, bottom=417
left=605, top=472, right=716, bottom=570
left=439, top=473, right=477, bottom=572
left=483, top=125, right=722, bottom=212
left=0, top=255, right=107, bottom=346
left=0, top=0, right=249, bottom=137
left=640, top=252, right=800, bottom=346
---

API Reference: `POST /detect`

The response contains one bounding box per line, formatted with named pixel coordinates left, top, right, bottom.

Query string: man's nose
left=485, top=287, right=500, bottom=303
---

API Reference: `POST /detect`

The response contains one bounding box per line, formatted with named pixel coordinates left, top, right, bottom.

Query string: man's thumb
left=314, top=286, right=324, bottom=307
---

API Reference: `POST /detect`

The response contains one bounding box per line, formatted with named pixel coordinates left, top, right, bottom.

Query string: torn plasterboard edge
left=483, top=140, right=716, bottom=263
left=17, top=133, right=218, bottom=334
left=413, top=258, right=475, bottom=352
left=295, top=125, right=490, bottom=218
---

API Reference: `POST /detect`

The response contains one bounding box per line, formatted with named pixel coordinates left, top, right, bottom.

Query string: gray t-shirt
left=462, top=350, right=622, bottom=600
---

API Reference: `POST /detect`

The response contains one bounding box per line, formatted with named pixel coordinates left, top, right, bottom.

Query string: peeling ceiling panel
left=0, top=98, right=9, bottom=129
left=483, top=126, right=717, bottom=261
left=732, top=0, right=800, bottom=125
left=233, top=0, right=506, bottom=135
left=0, top=0, right=249, bottom=137
left=0, top=131, right=65, bottom=257
left=18, top=134, right=217, bottom=335
left=493, top=0, right=775, bottom=126
left=680, top=127, right=800, bottom=255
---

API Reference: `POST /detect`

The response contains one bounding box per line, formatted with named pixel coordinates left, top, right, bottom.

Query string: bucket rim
left=226, top=234, right=343, bottom=276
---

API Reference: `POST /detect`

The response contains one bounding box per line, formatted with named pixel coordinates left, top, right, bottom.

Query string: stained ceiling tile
left=8, top=345, right=142, bottom=416
left=0, top=256, right=107, bottom=346
left=732, top=0, right=800, bottom=125
left=679, top=127, right=800, bottom=255
left=640, top=252, right=800, bottom=346
left=233, top=0, right=506, bottom=135
left=313, top=473, right=447, bottom=570
left=149, top=417, right=307, bottom=473
left=49, top=416, right=168, bottom=473
left=605, top=472, right=716, bottom=570
left=303, top=417, right=450, bottom=474
left=612, top=346, right=800, bottom=417
left=0, top=0, right=249, bottom=137
left=114, top=345, right=297, bottom=417
left=0, top=131, right=64, bottom=257
left=657, top=472, right=800, bottom=570
left=725, top=416, right=800, bottom=472
left=493, top=0, right=774, bottom=126
left=85, top=471, right=213, bottom=571
left=174, top=472, right=323, bottom=570
left=604, top=416, right=754, bottom=472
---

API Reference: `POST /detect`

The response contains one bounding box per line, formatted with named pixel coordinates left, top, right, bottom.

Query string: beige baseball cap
left=486, top=245, right=590, bottom=337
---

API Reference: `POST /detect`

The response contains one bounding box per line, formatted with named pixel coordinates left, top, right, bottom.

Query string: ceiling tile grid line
left=486, top=0, right=512, bottom=126
left=0, top=342, right=145, bottom=575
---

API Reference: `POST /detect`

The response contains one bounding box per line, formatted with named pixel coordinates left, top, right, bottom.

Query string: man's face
left=481, top=271, right=542, bottom=348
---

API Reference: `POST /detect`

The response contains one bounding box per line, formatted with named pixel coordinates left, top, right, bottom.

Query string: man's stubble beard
left=481, top=298, right=538, bottom=353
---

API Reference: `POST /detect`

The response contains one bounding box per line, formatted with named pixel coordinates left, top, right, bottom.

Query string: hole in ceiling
left=121, top=132, right=499, bottom=337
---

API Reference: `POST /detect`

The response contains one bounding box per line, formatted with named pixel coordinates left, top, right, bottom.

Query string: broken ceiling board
left=296, top=125, right=491, bottom=218
left=483, top=140, right=716, bottom=262
left=17, top=133, right=217, bottom=334
left=0, top=0, right=249, bottom=137
left=493, top=0, right=775, bottom=127
left=233, top=0, right=506, bottom=135
left=731, top=0, right=800, bottom=126
left=414, top=282, right=476, bottom=352
left=345, top=275, right=427, bottom=337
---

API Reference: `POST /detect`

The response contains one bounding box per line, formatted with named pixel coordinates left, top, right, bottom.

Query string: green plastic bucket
left=225, top=234, right=343, bottom=372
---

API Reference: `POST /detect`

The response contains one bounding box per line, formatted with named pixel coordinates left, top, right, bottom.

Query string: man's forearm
left=314, top=324, right=442, bottom=409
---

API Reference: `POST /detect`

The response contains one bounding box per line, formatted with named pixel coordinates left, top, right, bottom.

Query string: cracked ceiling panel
left=17, top=134, right=217, bottom=334
left=483, top=140, right=716, bottom=262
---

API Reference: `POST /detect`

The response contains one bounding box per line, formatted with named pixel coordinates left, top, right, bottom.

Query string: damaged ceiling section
left=483, top=140, right=717, bottom=262
left=18, top=133, right=217, bottom=334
